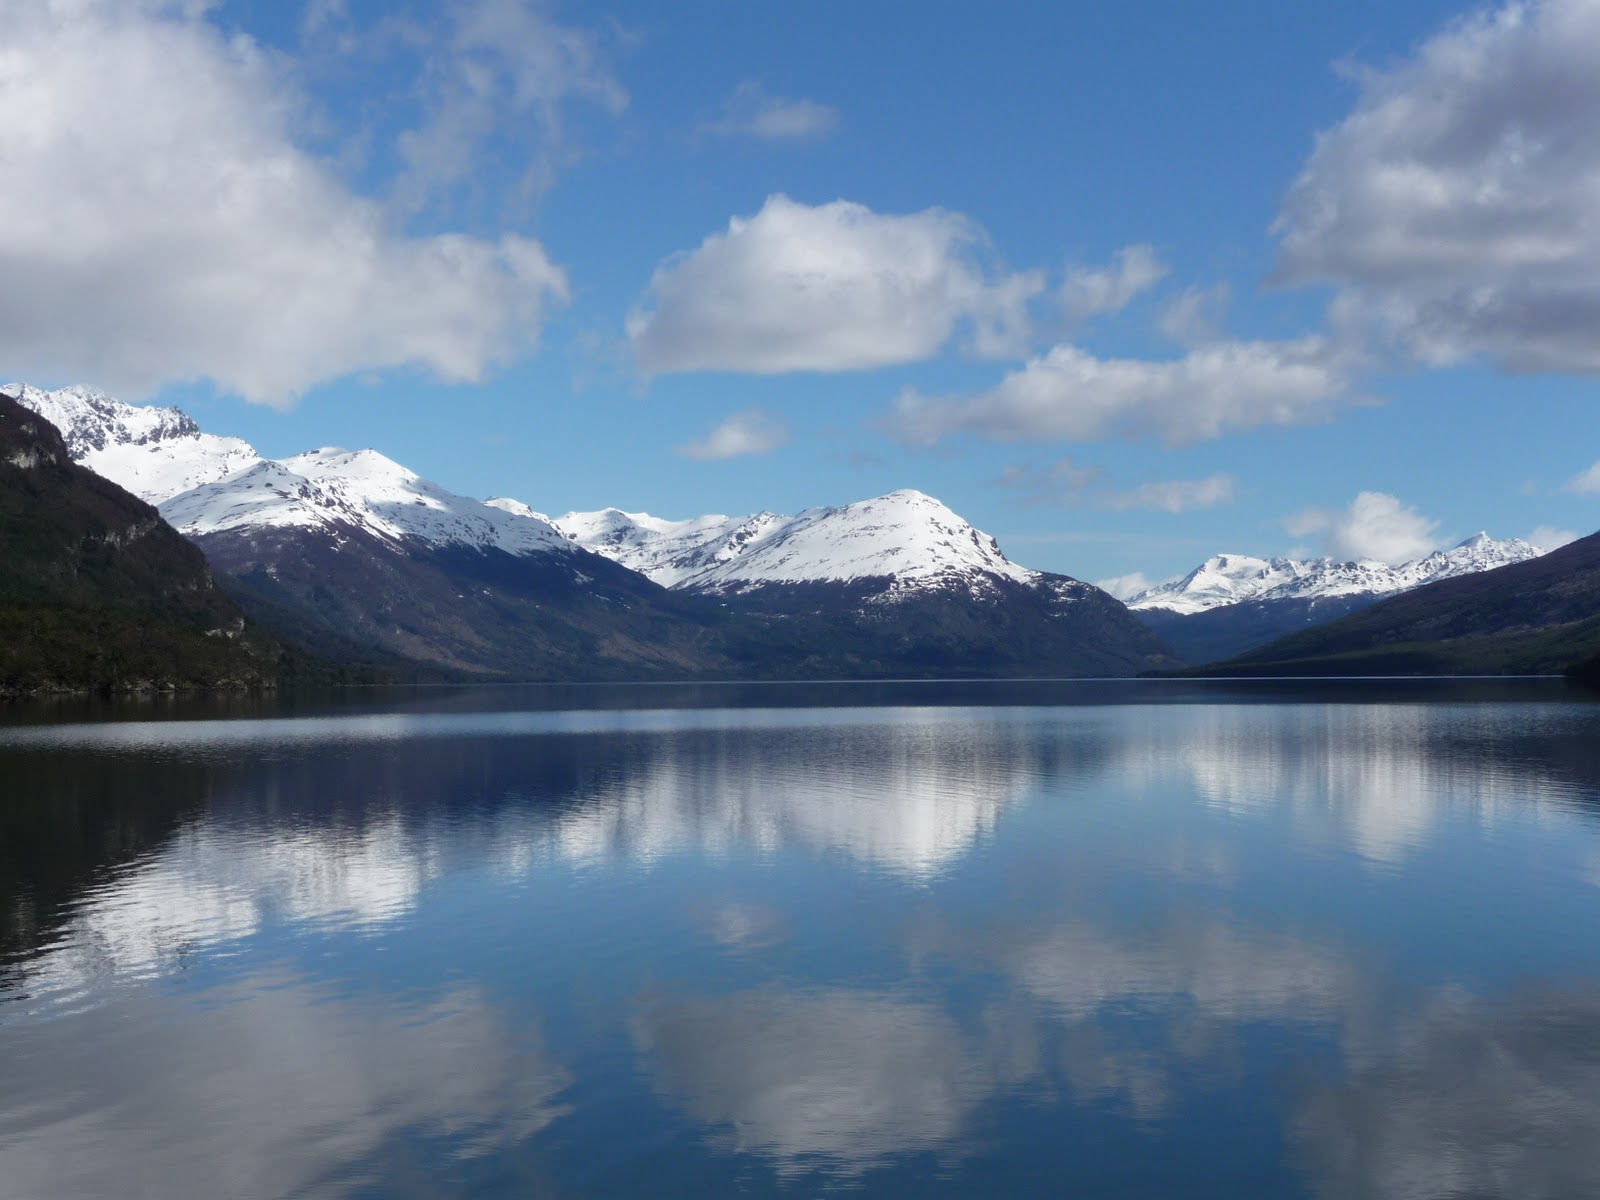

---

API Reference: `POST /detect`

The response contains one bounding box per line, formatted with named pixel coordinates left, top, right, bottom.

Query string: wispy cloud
left=393, top=0, right=628, bottom=211
left=998, top=458, right=1237, bottom=514
left=1529, top=525, right=1581, bottom=550
left=1059, top=245, right=1167, bottom=327
left=1563, top=460, right=1600, bottom=496
left=675, top=409, right=790, bottom=461
left=704, top=81, right=838, bottom=142
left=888, top=338, right=1357, bottom=448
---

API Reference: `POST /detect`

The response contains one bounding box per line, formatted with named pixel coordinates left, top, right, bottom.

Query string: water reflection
left=2, top=687, right=1600, bottom=1197
left=635, top=988, right=1022, bottom=1171
left=0, top=973, right=569, bottom=1200
left=545, top=719, right=1048, bottom=877
left=1133, top=703, right=1600, bottom=862
left=1295, top=985, right=1600, bottom=1199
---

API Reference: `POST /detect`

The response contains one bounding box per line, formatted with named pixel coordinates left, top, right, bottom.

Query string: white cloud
left=394, top=0, right=628, bottom=210
left=1095, top=571, right=1163, bottom=601
left=1283, top=492, right=1443, bottom=564
left=886, top=338, right=1354, bottom=448
left=997, top=458, right=1237, bottom=513
left=1563, top=461, right=1600, bottom=496
left=627, top=195, right=1044, bottom=375
left=994, top=456, right=1104, bottom=500
left=704, top=81, right=838, bottom=141
left=1096, top=474, right=1238, bottom=514
left=675, top=408, right=789, bottom=461
left=1059, top=245, right=1167, bottom=326
left=0, top=0, right=570, bottom=406
left=1276, top=0, right=1600, bottom=375
left=1529, top=524, right=1581, bottom=549
left=1159, top=283, right=1231, bottom=345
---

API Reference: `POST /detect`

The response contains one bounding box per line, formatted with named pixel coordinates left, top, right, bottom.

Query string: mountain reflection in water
left=1, top=682, right=1598, bottom=1198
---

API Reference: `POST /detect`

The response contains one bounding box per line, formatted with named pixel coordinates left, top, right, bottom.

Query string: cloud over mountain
left=1284, top=491, right=1443, bottom=565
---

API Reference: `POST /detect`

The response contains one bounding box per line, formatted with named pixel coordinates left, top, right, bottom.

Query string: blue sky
left=5, top=0, right=1599, bottom=590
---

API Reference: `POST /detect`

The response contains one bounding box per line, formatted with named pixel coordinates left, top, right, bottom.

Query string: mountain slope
left=1192, top=529, right=1600, bottom=676
left=0, top=393, right=281, bottom=693
left=1128, top=536, right=1548, bottom=664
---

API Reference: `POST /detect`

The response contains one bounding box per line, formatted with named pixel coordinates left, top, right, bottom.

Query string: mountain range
left=1187, top=528, right=1600, bottom=677
left=9, top=385, right=1175, bottom=681
left=9, top=382, right=1589, bottom=686
left=1125, top=537, right=1549, bottom=664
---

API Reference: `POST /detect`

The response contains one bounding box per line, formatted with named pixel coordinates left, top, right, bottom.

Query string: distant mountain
left=1127, top=536, right=1548, bottom=664
left=0, top=392, right=282, bottom=693
left=17, top=385, right=1175, bottom=680
left=552, top=490, right=1039, bottom=597
left=545, top=491, right=1178, bottom=677
left=1190, top=529, right=1600, bottom=677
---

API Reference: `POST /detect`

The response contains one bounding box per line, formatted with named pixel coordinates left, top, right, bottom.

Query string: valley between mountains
left=3, top=383, right=1590, bottom=691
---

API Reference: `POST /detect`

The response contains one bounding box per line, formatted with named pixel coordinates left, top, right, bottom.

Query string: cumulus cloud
left=627, top=195, right=1045, bottom=375
left=1284, top=492, right=1443, bottom=564
left=998, top=457, right=1237, bottom=513
left=704, top=81, right=839, bottom=141
left=0, top=0, right=570, bottom=405
left=394, top=0, right=628, bottom=210
left=886, top=337, right=1355, bottom=448
left=1563, top=461, right=1600, bottom=495
left=675, top=408, right=790, bottom=461
left=1276, top=0, right=1600, bottom=375
left=1059, top=245, right=1167, bottom=326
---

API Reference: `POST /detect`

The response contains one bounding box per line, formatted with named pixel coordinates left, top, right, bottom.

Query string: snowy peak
left=550, top=507, right=787, bottom=589
left=8, top=382, right=262, bottom=504
left=485, top=496, right=551, bottom=524
left=1129, top=535, right=1548, bottom=615
left=170, top=444, right=573, bottom=556
left=6, top=382, right=196, bottom=454
left=558, top=488, right=1038, bottom=597
left=9, top=384, right=572, bottom=559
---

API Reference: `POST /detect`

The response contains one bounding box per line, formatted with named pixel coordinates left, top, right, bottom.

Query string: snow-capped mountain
left=7, top=382, right=1176, bottom=678
left=162, top=448, right=573, bottom=557
left=7, top=383, right=262, bottom=502
left=1128, top=535, right=1547, bottom=616
left=538, top=489, right=1179, bottom=674
left=547, top=490, right=1039, bottom=598
left=12, top=385, right=573, bottom=559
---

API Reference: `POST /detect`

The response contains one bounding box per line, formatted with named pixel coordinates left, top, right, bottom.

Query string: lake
left=3, top=679, right=1599, bottom=1198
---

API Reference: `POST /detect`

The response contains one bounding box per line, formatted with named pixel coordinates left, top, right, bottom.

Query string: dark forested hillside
left=1191, top=529, right=1600, bottom=676
left=0, top=393, right=285, bottom=693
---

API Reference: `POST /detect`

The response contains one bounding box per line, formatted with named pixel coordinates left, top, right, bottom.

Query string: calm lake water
left=3, top=679, right=1600, bottom=1198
